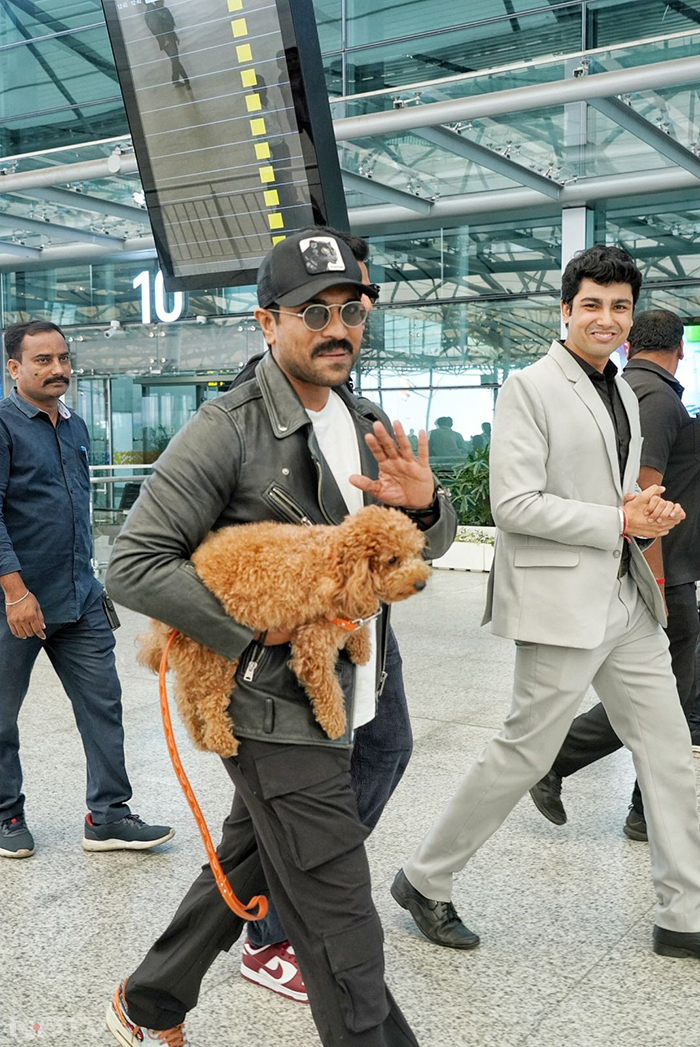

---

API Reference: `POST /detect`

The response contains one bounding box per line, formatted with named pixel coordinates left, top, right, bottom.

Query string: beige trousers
left=404, top=574, right=700, bottom=932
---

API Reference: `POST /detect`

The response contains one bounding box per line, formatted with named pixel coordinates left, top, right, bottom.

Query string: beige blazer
left=483, top=340, right=665, bottom=648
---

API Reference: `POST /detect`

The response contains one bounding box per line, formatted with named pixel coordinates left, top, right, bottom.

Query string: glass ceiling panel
left=332, top=28, right=700, bottom=117
left=0, top=0, right=103, bottom=47
left=333, top=31, right=700, bottom=204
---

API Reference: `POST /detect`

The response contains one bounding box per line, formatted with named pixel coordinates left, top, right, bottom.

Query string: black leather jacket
left=106, top=353, right=457, bottom=747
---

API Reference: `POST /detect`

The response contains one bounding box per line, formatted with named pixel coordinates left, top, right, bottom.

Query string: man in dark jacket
left=105, top=228, right=456, bottom=1047
left=231, top=230, right=417, bottom=1006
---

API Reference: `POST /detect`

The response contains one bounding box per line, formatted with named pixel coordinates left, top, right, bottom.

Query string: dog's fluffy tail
left=136, top=620, right=172, bottom=674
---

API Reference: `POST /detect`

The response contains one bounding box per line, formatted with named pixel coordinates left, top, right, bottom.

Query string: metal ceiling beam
left=333, top=54, right=700, bottom=142
left=0, top=153, right=139, bottom=192
left=587, top=96, right=700, bottom=179
left=348, top=166, right=700, bottom=235
left=8, top=186, right=151, bottom=226
left=415, top=125, right=562, bottom=199
left=341, top=170, right=433, bottom=213
left=0, top=212, right=123, bottom=247
left=0, top=234, right=156, bottom=271
left=0, top=240, right=42, bottom=260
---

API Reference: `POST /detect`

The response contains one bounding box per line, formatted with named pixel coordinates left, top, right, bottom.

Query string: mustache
left=312, top=339, right=354, bottom=358
left=43, top=377, right=69, bottom=386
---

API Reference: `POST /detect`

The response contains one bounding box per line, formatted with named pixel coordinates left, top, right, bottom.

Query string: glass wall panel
left=595, top=203, right=700, bottom=285
left=345, top=7, right=583, bottom=93
left=2, top=261, right=258, bottom=327
left=314, top=0, right=343, bottom=53
left=587, top=0, right=700, bottom=49
left=366, top=221, right=562, bottom=303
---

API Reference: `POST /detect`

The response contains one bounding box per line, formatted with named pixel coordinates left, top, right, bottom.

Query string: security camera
left=195, top=315, right=207, bottom=324
left=104, top=320, right=122, bottom=339
left=572, top=59, right=589, bottom=78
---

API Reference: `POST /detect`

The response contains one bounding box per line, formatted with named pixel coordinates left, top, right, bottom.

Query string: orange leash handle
left=159, top=630, right=268, bottom=921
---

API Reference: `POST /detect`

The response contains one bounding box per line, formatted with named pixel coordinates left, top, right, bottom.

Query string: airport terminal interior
left=1, top=0, right=700, bottom=1044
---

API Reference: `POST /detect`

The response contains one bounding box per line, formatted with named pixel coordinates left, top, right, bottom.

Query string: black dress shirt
left=564, top=345, right=631, bottom=482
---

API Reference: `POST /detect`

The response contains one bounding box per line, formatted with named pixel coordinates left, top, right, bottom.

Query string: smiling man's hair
left=4, top=320, right=66, bottom=363
left=561, top=245, right=642, bottom=309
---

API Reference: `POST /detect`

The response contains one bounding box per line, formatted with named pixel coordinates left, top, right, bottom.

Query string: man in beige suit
left=392, top=245, right=700, bottom=959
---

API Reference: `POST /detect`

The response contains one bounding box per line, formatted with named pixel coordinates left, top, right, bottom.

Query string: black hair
left=561, top=245, right=642, bottom=308
left=4, top=320, right=66, bottom=362
left=627, top=309, right=684, bottom=357
left=316, top=225, right=369, bottom=263
left=435, top=416, right=453, bottom=427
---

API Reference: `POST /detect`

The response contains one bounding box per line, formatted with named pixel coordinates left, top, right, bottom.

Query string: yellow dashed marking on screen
left=231, top=18, right=248, bottom=37
left=264, top=189, right=280, bottom=206
left=236, top=43, right=253, bottom=62
left=255, top=142, right=271, bottom=160
left=268, top=213, right=284, bottom=230
left=227, top=0, right=243, bottom=10
left=259, top=165, right=275, bottom=183
left=272, top=235, right=286, bottom=245
left=241, top=69, right=257, bottom=88
left=245, top=93, right=262, bottom=112
left=250, top=118, right=267, bottom=135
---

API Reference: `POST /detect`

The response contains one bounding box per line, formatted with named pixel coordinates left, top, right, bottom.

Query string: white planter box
left=432, top=526, right=496, bottom=573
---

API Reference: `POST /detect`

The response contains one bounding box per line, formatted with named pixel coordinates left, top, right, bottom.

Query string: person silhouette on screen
left=143, top=0, right=190, bottom=88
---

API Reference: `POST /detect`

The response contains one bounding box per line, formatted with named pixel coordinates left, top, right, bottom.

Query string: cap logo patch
left=299, top=236, right=345, bottom=274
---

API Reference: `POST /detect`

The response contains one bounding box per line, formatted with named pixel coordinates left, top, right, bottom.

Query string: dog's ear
left=344, top=555, right=373, bottom=612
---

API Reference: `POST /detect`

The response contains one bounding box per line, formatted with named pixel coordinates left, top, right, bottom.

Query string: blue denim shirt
left=0, top=389, right=101, bottom=623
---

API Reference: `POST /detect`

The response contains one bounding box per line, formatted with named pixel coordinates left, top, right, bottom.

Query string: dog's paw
left=316, top=705, right=347, bottom=740
left=345, top=626, right=371, bottom=666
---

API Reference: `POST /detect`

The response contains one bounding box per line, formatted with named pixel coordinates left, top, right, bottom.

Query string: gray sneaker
left=83, top=814, right=174, bottom=852
left=0, top=814, right=35, bottom=858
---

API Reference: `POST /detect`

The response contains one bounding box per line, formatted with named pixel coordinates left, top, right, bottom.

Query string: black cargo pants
left=124, top=739, right=418, bottom=1047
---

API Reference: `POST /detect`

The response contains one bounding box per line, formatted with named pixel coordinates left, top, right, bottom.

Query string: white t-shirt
left=305, top=390, right=377, bottom=729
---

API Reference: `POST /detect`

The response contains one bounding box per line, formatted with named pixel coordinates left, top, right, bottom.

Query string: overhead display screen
left=102, top=0, right=348, bottom=291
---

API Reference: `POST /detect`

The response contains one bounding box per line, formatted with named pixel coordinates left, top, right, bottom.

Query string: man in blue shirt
left=0, top=320, right=173, bottom=858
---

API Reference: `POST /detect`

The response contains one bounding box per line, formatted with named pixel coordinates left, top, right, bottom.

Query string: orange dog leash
left=159, top=630, right=268, bottom=921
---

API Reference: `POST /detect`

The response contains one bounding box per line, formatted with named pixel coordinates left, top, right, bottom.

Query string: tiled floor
left=3, top=570, right=699, bottom=1046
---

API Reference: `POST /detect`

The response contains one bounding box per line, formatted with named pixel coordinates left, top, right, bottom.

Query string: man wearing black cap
left=103, top=228, right=456, bottom=1047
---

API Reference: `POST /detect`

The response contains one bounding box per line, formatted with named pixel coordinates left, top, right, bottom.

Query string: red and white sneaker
left=240, top=939, right=308, bottom=1003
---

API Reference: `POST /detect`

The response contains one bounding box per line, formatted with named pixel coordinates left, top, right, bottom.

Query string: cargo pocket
left=254, top=746, right=370, bottom=872
left=323, top=914, right=389, bottom=1033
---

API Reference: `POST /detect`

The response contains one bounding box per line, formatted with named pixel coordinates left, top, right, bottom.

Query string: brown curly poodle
left=137, top=504, right=429, bottom=757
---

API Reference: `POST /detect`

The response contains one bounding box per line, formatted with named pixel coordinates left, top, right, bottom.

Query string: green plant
left=454, top=526, right=495, bottom=545
left=446, top=445, right=494, bottom=527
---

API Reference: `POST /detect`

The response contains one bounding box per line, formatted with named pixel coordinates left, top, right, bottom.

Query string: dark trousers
left=0, top=594, right=132, bottom=824
left=249, top=627, right=412, bottom=948
left=125, top=740, right=418, bottom=1046
left=552, top=581, right=699, bottom=816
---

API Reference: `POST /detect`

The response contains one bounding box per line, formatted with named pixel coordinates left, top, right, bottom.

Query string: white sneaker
left=106, top=979, right=190, bottom=1046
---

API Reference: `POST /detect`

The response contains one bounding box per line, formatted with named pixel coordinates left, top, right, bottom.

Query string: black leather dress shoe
left=529, top=771, right=566, bottom=825
left=623, top=806, right=647, bottom=842
left=391, top=869, right=479, bottom=949
left=653, top=925, right=700, bottom=958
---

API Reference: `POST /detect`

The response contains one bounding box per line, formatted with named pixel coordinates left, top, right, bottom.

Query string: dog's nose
left=413, top=579, right=426, bottom=592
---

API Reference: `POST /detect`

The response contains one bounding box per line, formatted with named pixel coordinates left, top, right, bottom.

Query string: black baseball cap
left=256, top=229, right=373, bottom=308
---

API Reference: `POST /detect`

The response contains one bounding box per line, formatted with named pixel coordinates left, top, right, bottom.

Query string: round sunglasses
left=270, top=301, right=368, bottom=332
